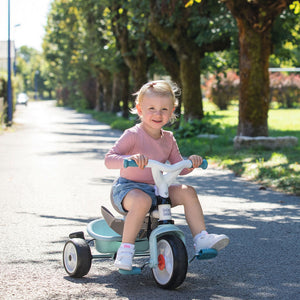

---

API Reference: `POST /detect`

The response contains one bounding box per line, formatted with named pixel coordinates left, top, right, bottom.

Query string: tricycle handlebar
left=123, top=158, right=208, bottom=170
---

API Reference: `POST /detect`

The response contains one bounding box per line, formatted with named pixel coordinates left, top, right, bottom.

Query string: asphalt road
left=0, top=101, right=299, bottom=300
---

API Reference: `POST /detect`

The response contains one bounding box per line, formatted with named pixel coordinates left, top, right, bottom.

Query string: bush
left=0, top=77, right=7, bottom=124
left=204, top=71, right=300, bottom=110
left=174, top=114, right=222, bottom=139
left=204, top=71, right=239, bottom=110
left=269, top=73, right=300, bottom=108
left=111, top=118, right=135, bottom=131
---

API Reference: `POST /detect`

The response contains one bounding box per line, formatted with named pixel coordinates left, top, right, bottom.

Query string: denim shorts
left=112, top=177, right=157, bottom=214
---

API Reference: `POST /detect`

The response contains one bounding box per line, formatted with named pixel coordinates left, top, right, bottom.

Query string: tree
left=270, top=3, right=300, bottom=67
left=43, top=0, right=83, bottom=106
left=44, top=0, right=134, bottom=113
left=224, top=0, right=294, bottom=136
left=77, top=0, right=113, bottom=111
left=15, top=46, right=51, bottom=98
left=148, top=34, right=182, bottom=118
left=149, top=0, right=234, bottom=120
left=109, top=1, right=153, bottom=91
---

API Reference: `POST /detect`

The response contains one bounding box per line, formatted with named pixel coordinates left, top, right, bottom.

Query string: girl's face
left=136, top=95, right=175, bottom=131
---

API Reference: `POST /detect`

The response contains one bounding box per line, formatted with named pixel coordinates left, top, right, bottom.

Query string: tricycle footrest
left=118, top=266, right=142, bottom=275
left=196, top=248, right=218, bottom=260
left=189, top=248, right=218, bottom=263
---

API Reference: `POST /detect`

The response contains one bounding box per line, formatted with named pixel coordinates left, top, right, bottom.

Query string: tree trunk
left=180, top=53, right=203, bottom=120
left=129, top=40, right=149, bottom=90
left=110, top=3, right=150, bottom=92
left=120, top=66, right=130, bottom=118
left=224, top=0, right=293, bottom=136
left=238, top=19, right=270, bottom=136
left=111, top=62, right=130, bottom=118
left=148, top=33, right=182, bottom=118
left=98, top=69, right=112, bottom=112
left=81, top=76, right=98, bottom=109
left=148, top=21, right=204, bottom=119
left=111, top=74, right=121, bottom=113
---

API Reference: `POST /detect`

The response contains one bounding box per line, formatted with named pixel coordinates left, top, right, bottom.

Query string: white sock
left=193, top=230, right=208, bottom=243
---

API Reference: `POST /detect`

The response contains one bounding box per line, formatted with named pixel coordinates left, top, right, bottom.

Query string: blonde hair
left=131, top=80, right=180, bottom=123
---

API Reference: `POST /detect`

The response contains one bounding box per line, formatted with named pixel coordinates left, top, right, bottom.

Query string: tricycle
left=63, top=158, right=218, bottom=289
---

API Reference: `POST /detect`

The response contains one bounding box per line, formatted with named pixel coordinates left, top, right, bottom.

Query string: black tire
left=152, top=234, right=188, bottom=289
left=63, top=238, right=92, bottom=278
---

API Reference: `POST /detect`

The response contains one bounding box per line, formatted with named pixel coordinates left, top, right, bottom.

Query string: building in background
left=0, top=40, right=15, bottom=73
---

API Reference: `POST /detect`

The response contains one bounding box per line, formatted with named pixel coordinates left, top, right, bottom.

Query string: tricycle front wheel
left=152, top=234, right=188, bottom=289
left=63, top=238, right=92, bottom=278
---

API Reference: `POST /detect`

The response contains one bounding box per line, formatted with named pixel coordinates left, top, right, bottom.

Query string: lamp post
left=7, top=0, right=13, bottom=125
left=35, top=71, right=39, bottom=100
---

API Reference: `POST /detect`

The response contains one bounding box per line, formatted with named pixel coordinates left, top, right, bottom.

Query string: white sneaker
left=194, top=233, right=229, bottom=255
left=114, top=245, right=135, bottom=271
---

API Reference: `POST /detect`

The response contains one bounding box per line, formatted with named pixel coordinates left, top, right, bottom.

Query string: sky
left=0, top=0, right=53, bottom=51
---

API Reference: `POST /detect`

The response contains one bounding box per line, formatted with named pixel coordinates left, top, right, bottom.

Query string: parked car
left=16, top=93, right=29, bottom=105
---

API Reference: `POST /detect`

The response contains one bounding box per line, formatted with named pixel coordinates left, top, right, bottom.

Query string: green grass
left=180, top=105, right=300, bottom=196
left=82, top=105, right=300, bottom=196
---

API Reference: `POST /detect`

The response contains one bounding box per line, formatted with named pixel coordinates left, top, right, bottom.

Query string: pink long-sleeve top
left=104, top=124, right=192, bottom=184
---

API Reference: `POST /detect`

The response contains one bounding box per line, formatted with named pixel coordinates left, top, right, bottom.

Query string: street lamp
left=7, top=0, right=12, bottom=125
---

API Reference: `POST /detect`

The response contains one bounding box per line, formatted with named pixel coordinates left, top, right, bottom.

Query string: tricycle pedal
left=69, top=231, right=85, bottom=239
left=118, top=267, right=142, bottom=275
left=196, top=248, right=218, bottom=260
left=189, top=248, right=218, bottom=263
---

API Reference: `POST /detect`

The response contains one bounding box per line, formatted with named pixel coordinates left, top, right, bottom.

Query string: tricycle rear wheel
left=152, top=234, right=188, bottom=289
left=63, top=238, right=92, bottom=278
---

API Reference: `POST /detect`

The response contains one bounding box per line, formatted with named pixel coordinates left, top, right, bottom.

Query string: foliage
left=43, top=0, right=150, bottom=111
left=148, top=0, right=236, bottom=120
left=204, top=70, right=239, bottom=110
left=43, top=0, right=83, bottom=106
left=203, top=71, right=300, bottom=110
left=40, top=0, right=300, bottom=128
left=185, top=0, right=202, bottom=8
left=270, top=73, right=300, bottom=108
left=0, top=77, right=7, bottom=100
left=0, top=77, right=7, bottom=124
left=108, top=0, right=154, bottom=89
left=15, top=46, right=49, bottom=98
left=111, top=118, right=135, bottom=131
left=174, top=114, right=222, bottom=139
left=289, top=1, right=300, bottom=14
left=271, top=3, right=300, bottom=67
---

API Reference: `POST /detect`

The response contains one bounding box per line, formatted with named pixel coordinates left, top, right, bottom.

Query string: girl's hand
left=188, top=155, right=203, bottom=169
left=130, top=154, right=149, bottom=169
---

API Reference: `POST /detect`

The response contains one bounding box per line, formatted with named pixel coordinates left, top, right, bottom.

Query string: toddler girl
left=105, top=80, right=229, bottom=270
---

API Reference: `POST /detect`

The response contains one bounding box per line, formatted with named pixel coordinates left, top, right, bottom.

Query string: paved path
left=0, top=101, right=299, bottom=299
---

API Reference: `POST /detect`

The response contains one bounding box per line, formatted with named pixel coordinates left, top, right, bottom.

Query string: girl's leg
left=121, top=189, right=152, bottom=244
left=169, top=184, right=229, bottom=253
left=169, top=184, right=206, bottom=236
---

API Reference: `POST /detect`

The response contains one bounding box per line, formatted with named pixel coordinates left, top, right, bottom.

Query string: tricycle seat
left=101, top=206, right=159, bottom=239
left=87, top=219, right=149, bottom=254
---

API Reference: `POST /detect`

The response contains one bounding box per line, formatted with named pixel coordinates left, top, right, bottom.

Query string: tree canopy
left=37, top=0, right=300, bottom=135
